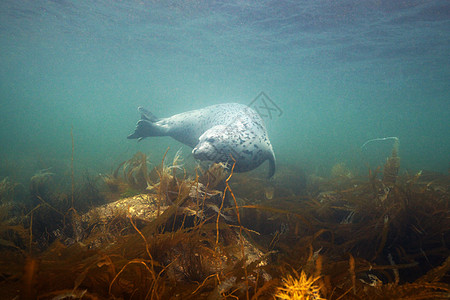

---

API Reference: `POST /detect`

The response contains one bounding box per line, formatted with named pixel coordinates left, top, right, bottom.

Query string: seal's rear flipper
left=127, top=120, right=154, bottom=140
left=128, top=107, right=165, bottom=140
left=138, top=106, right=160, bottom=122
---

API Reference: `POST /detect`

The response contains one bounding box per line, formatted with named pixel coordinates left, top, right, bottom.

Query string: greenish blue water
left=1, top=0, right=449, bottom=182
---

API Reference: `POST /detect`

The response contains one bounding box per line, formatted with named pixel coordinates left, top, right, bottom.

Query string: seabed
left=0, top=148, right=448, bottom=299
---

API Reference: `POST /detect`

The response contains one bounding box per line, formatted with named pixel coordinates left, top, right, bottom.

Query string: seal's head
left=192, top=125, right=231, bottom=163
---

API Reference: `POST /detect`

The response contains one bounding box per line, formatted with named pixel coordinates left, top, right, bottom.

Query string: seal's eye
left=207, top=137, right=215, bottom=142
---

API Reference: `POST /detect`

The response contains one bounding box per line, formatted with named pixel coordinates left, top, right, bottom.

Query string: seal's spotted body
left=128, top=103, right=276, bottom=177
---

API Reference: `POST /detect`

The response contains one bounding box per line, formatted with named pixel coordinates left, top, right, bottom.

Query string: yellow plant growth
left=275, top=270, right=325, bottom=300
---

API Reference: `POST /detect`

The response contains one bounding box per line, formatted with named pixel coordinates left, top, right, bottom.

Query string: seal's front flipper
left=267, top=154, right=276, bottom=178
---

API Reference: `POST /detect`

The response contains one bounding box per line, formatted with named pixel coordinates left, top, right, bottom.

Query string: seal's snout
left=192, top=147, right=201, bottom=159
left=193, top=146, right=209, bottom=160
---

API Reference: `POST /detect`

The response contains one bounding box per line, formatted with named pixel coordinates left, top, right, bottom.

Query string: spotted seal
left=127, top=103, right=276, bottom=177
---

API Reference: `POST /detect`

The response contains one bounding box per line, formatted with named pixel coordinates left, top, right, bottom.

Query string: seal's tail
left=138, top=106, right=160, bottom=122
left=127, top=107, right=165, bottom=141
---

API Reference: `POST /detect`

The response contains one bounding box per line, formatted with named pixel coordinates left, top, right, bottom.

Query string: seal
left=127, top=103, right=276, bottom=177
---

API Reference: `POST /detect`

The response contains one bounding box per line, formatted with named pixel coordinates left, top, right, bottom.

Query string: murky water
left=1, top=0, right=448, bottom=182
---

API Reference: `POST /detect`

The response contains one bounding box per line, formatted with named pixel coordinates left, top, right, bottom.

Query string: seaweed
left=73, top=171, right=105, bottom=212
left=0, top=177, right=20, bottom=204
left=102, top=151, right=155, bottom=198
left=0, top=148, right=448, bottom=299
left=29, top=169, right=55, bottom=201
left=382, top=138, right=400, bottom=186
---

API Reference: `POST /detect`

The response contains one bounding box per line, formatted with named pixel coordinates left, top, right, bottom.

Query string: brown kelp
left=0, top=148, right=448, bottom=299
left=382, top=138, right=400, bottom=186
left=0, top=177, right=20, bottom=204
left=102, top=151, right=152, bottom=197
